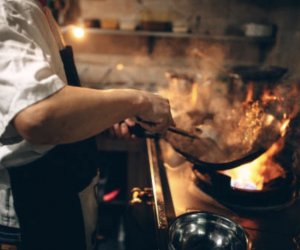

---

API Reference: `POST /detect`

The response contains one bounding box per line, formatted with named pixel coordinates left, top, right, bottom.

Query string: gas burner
left=193, top=166, right=299, bottom=211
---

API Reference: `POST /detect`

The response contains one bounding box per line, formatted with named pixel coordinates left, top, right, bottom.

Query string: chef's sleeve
left=0, top=17, right=66, bottom=138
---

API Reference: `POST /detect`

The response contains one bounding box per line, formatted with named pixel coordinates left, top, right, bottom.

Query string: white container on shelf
left=119, top=18, right=137, bottom=31
left=172, top=20, right=189, bottom=33
left=243, top=23, right=274, bottom=37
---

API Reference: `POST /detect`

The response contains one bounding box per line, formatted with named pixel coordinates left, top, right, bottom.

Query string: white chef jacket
left=0, top=0, right=67, bottom=227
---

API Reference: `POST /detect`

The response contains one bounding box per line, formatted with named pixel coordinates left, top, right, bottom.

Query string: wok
left=230, top=65, right=287, bottom=83
left=129, top=123, right=270, bottom=171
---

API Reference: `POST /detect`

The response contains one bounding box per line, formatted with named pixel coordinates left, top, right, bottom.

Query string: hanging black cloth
left=58, top=45, right=99, bottom=192
left=60, top=45, right=81, bottom=87
left=8, top=45, right=99, bottom=250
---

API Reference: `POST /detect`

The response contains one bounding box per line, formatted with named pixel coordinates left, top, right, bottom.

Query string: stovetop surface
left=150, top=140, right=300, bottom=250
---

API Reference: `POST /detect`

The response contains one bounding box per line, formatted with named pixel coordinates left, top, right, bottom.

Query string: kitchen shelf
left=61, top=26, right=275, bottom=60
left=61, top=26, right=275, bottom=43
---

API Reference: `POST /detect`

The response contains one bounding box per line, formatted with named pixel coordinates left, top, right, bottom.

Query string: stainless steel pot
left=168, top=212, right=248, bottom=250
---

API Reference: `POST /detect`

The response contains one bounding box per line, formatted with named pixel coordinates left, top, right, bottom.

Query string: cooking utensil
left=166, top=126, right=281, bottom=171
left=134, top=116, right=200, bottom=140
left=168, top=212, right=248, bottom=250
left=230, top=65, right=287, bottom=82
left=129, top=124, right=200, bottom=140
left=173, top=145, right=267, bottom=171
left=129, top=123, right=270, bottom=171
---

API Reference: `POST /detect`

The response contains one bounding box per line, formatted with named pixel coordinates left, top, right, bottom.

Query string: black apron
left=8, top=46, right=99, bottom=250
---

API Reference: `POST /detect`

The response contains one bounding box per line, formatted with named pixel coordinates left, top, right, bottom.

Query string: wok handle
left=128, top=124, right=159, bottom=139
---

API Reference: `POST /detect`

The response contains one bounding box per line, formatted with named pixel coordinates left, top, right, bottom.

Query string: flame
left=245, top=82, right=254, bottom=102
left=222, top=136, right=286, bottom=190
left=261, top=88, right=282, bottom=104
left=222, top=87, right=292, bottom=190
left=280, top=118, right=290, bottom=135
left=191, top=83, right=198, bottom=107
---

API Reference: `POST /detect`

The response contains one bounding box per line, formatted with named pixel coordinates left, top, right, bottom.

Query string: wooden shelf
left=61, top=26, right=275, bottom=60
left=61, top=26, right=275, bottom=44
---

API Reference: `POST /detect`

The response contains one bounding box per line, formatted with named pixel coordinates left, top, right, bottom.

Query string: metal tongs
left=129, top=123, right=201, bottom=140
left=133, top=116, right=201, bottom=140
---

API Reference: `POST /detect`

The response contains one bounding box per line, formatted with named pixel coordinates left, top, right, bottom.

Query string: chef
left=0, top=0, right=174, bottom=249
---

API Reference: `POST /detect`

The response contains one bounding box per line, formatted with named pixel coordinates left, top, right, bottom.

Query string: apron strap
left=60, top=46, right=81, bottom=87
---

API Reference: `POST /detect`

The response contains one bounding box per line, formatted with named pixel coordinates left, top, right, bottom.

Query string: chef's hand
left=110, top=119, right=136, bottom=139
left=136, top=92, right=175, bottom=134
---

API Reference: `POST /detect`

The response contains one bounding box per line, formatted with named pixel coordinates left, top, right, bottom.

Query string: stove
left=146, top=138, right=300, bottom=250
left=193, top=165, right=297, bottom=210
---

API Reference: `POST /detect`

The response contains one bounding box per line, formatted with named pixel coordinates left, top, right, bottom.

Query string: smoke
left=160, top=49, right=300, bottom=164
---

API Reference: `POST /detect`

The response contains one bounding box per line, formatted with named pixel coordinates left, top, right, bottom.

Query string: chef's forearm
left=13, top=86, right=150, bottom=144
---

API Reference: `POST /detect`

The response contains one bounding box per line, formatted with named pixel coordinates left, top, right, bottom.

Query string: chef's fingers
left=112, top=121, right=138, bottom=139
left=120, top=122, right=131, bottom=139
left=124, top=118, right=136, bottom=127
left=113, top=123, right=122, bottom=138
